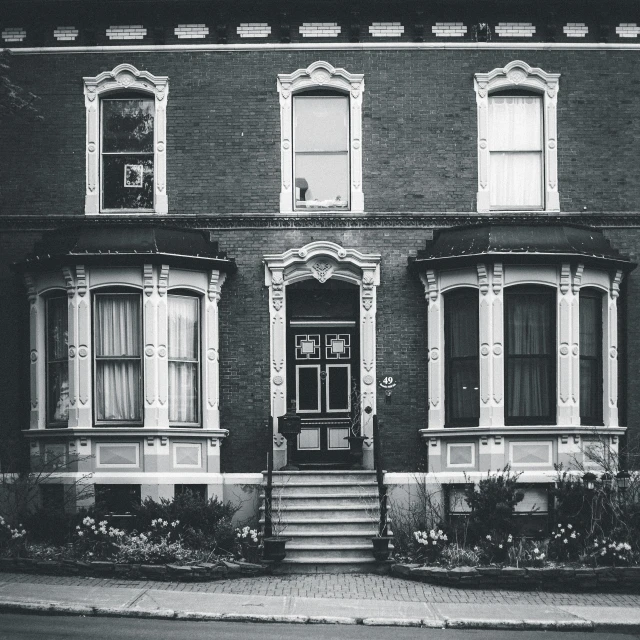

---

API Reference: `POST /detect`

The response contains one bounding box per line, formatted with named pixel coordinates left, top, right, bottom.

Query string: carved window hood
left=14, top=224, right=236, bottom=273
left=409, top=224, right=635, bottom=273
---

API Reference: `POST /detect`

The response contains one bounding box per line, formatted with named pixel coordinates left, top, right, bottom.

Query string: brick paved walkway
left=2, top=571, right=640, bottom=606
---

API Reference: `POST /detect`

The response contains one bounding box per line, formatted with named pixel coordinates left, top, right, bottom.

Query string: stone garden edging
left=392, top=563, right=640, bottom=592
left=0, top=557, right=269, bottom=581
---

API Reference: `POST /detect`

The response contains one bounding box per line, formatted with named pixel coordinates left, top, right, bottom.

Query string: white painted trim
left=264, top=240, right=380, bottom=470
left=83, top=63, right=169, bottom=215
left=13, top=43, right=640, bottom=55
left=447, top=442, right=476, bottom=467
left=277, top=61, right=364, bottom=213
left=474, top=60, right=560, bottom=213
left=509, top=440, right=553, bottom=467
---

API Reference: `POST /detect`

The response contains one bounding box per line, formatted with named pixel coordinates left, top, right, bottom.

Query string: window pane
left=297, top=367, right=319, bottom=411
left=102, top=99, right=154, bottom=153
left=294, top=96, right=348, bottom=152
left=168, top=296, right=198, bottom=360
left=489, top=96, right=542, bottom=151
left=327, top=366, right=349, bottom=411
left=47, top=297, right=68, bottom=361
left=580, top=291, right=603, bottom=423
left=95, top=295, right=141, bottom=357
left=579, top=295, right=600, bottom=357
left=295, top=152, right=349, bottom=207
left=580, top=359, right=599, bottom=420
left=448, top=362, right=480, bottom=420
left=169, top=362, right=198, bottom=423
left=48, top=362, right=69, bottom=423
left=489, top=152, right=543, bottom=208
left=506, top=289, right=555, bottom=423
left=96, top=361, right=141, bottom=421
left=447, top=292, right=478, bottom=358
left=102, top=155, right=154, bottom=210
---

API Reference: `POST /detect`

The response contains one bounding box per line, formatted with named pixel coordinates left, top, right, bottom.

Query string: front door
left=287, top=324, right=358, bottom=466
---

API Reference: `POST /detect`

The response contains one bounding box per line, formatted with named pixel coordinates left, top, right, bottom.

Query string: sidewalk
left=1, top=571, right=640, bottom=631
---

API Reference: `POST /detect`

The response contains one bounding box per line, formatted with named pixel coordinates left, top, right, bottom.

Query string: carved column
left=604, top=270, right=622, bottom=427
left=350, top=79, right=365, bottom=212
left=65, top=265, right=91, bottom=428
left=489, top=263, right=505, bottom=426
left=154, top=86, right=168, bottom=214
left=25, top=275, right=44, bottom=430
left=421, top=270, right=444, bottom=429
left=84, top=90, right=99, bottom=215
left=475, top=79, right=491, bottom=212
left=204, top=270, right=227, bottom=430
left=544, top=82, right=560, bottom=212
left=360, top=267, right=378, bottom=470
left=268, top=268, right=287, bottom=469
left=478, top=264, right=492, bottom=426
left=557, top=263, right=580, bottom=426
left=278, top=82, right=293, bottom=213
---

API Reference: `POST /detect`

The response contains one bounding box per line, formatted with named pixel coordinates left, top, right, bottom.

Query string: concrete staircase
left=260, top=470, right=390, bottom=573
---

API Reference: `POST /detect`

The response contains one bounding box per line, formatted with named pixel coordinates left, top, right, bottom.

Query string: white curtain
left=168, top=296, right=198, bottom=423
left=489, top=96, right=543, bottom=208
left=95, top=295, right=141, bottom=421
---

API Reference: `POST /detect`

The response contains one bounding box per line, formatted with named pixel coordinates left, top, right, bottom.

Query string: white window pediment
left=277, top=62, right=364, bottom=213
left=84, top=64, right=169, bottom=215
left=474, top=61, right=560, bottom=213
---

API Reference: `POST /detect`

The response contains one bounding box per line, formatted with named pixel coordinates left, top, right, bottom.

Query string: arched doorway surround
left=264, top=242, right=381, bottom=469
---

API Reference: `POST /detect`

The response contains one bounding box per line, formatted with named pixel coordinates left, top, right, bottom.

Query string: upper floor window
left=278, top=61, right=364, bottom=213
left=475, top=61, right=560, bottom=213
left=294, top=92, right=349, bottom=210
left=84, top=64, right=168, bottom=215
left=46, top=295, right=69, bottom=426
left=101, top=96, right=155, bottom=211
left=580, top=289, right=604, bottom=425
left=94, top=292, right=143, bottom=423
left=444, top=288, right=479, bottom=427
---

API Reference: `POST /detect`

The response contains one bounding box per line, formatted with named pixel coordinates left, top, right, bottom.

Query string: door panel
left=287, top=324, right=358, bottom=465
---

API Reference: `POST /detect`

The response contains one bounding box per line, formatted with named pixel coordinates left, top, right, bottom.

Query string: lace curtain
left=168, top=296, right=199, bottom=423
left=47, top=297, right=69, bottom=423
left=95, top=294, right=141, bottom=421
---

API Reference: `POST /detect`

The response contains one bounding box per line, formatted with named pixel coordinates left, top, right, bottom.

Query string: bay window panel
left=168, top=295, right=199, bottom=424
left=46, top=297, right=69, bottom=424
left=94, top=294, right=142, bottom=423
left=445, top=289, right=480, bottom=425
left=579, top=290, right=603, bottom=423
left=505, top=288, right=555, bottom=424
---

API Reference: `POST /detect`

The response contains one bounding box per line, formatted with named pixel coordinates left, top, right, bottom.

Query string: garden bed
left=391, top=562, right=640, bottom=592
left=0, top=556, right=270, bottom=581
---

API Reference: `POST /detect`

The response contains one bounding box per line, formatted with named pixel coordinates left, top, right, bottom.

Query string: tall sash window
left=488, top=94, right=543, bottom=209
left=46, top=296, right=69, bottom=425
left=505, top=287, right=556, bottom=424
left=580, top=289, right=604, bottom=425
left=444, top=289, right=480, bottom=426
left=94, top=293, right=142, bottom=422
left=168, top=295, right=199, bottom=425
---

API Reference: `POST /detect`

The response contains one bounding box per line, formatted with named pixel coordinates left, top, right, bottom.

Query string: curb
left=1, top=599, right=640, bottom=632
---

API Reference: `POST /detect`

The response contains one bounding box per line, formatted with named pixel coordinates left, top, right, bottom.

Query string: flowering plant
left=114, top=531, right=193, bottom=564
left=0, top=515, right=27, bottom=557
left=413, top=529, right=448, bottom=563
left=235, top=526, right=260, bottom=563
left=478, top=532, right=515, bottom=564
left=548, top=522, right=582, bottom=562
left=589, top=537, right=636, bottom=566
left=73, top=516, right=124, bottom=559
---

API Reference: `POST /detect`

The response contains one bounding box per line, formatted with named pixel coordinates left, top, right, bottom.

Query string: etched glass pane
left=168, top=296, right=198, bottom=360
left=489, top=151, right=543, bottom=208
left=47, top=297, right=68, bottom=423
left=489, top=96, right=542, bottom=151
left=47, top=297, right=68, bottom=361
left=95, top=295, right=141, bottom=357
left=48, top=363, right=69, bottom=423
left=294, top=96, right=348, bottom=152
left=102, top=99, right=154, bottom=153
left=294, top=153, right=349, bottom=206
left=96, top=361, right=141, bottom=421
left=328, top=366, right=349, bottom=411
left=169, top=362, right=198, bottom=423
left=103, top=155, right=154, bottom=209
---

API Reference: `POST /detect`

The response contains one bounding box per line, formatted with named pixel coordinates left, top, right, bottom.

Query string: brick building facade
left=1, top=0, right=640, bottom=525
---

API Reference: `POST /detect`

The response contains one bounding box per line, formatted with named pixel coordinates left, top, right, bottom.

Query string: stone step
left=261, top=506, right=377, bottom=521
left=262, top=494, right=379, bottom=507
left=264, top=471, right=377, bottom=485
left=261, top=518, right=377, bottom=534
left=285, top=531, right=378, bottom=545
left=285, top=546, right=376, bottom=561
left=263, top=484, right=379, bottom=495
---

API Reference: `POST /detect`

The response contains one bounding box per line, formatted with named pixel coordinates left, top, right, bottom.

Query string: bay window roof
left=15, top=225, right=236, bottom=273
left=409, top=224, right=635, bottom=272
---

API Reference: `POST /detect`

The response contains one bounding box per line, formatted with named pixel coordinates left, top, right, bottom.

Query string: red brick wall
left=3, top=49, right=640, bottom=215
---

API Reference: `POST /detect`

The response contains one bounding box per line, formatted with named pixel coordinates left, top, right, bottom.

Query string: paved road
left=1, top=615, right=639, bottom=640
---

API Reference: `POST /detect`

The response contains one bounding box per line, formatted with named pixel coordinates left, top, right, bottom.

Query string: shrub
left=72, top=516, right=125, bottom=559
left=548, top=522, right=583, bottom=562
left=22, top=507, right=77, bottom=545
left=0, top=515, right=27, bottom=557
left=134, top=492, right=238, bottom=553
left=462, top=466, right=524, bottom=545
left=589, top=536, right=637, bottom=566
left=235, top=526, right=260, bottom=563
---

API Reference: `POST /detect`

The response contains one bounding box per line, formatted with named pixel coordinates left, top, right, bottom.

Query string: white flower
left=443, top=535, right=448, bottom=541
left=533, top=547, right=539, bottom=553
left=486, top=535, right=491, bottom=541
left=78, top=531, right=84, bottom=537
left=539, top=554, right=545, bottom=560
left=567, top=524, right=573, bottom=530
left=498, top=544, right=503, bottom=549
left=570, top=532, right=576, bottom=539
left=563, top=539, right=568, bottom=544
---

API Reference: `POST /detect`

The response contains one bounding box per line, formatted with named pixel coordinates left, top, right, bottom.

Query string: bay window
left=505, top=286, right=556, bottom=425
left=444, top=288, right=480, bottom=426
left=168, top=294, right=200, bottom=425
left=580, top=289, right=604, bottom=425
left=46, top=296, right=69, bottom=426
left=94, top=292, right=142, bottom=423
